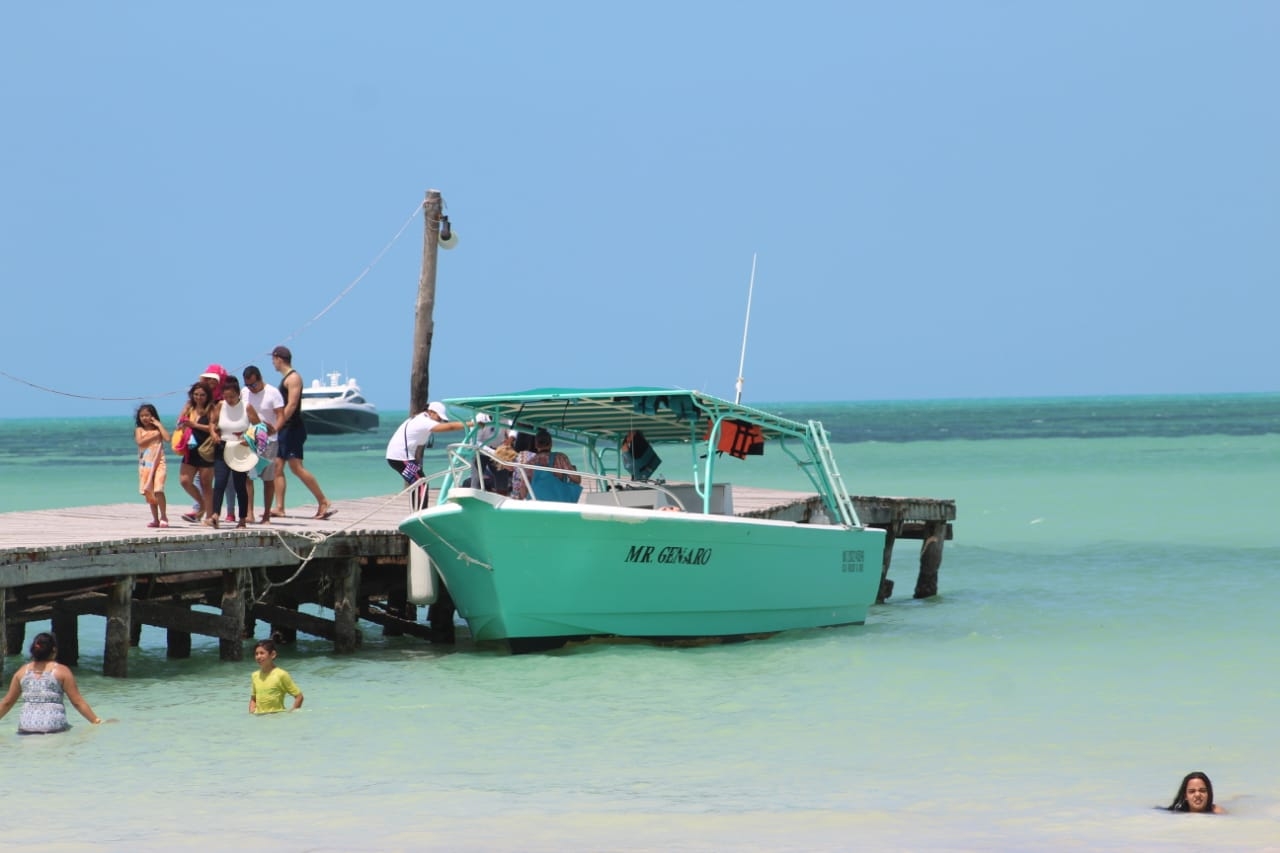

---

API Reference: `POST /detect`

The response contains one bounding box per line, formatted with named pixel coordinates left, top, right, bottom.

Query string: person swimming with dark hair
left=0, top=632, right=103, bottom=733
left=1165, top=771, right=1225, bottom=814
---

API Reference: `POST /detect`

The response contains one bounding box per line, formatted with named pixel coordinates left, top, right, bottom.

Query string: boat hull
left=399, top=490, right=886, bottom=649
left=300, top=407, right=380, bottom=434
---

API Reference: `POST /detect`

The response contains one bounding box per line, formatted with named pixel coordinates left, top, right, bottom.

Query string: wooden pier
left=0, top=490, right=954, bottom=675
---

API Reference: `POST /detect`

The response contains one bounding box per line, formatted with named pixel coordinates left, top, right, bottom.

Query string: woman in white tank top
left=207, top=376, right=261, bottom=528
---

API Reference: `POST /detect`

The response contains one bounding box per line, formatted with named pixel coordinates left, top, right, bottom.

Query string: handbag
left=197, top=435, right=218, bottom=463
left=399, top=424, right=422, bottom=484
left=171, top=426, right=189, bottom=454
left=529, top=454, right=583, bottom=503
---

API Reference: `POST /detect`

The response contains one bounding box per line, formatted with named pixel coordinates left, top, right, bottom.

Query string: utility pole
left=408, top=188, right=458, bottom=643
left=410, top=189, right=443, bottom=415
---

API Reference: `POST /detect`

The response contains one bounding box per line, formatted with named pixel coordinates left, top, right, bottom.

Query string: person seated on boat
left=488, top=431, right=519, bottom=496
left=511, top=429, right=581, bottom=500
left=621, top=430, right=662, bottom=480
left=460, top=413, right=504, bottom=491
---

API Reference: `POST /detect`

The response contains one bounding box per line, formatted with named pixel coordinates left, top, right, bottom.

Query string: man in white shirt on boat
left=243, top=365, right=286, bottom=524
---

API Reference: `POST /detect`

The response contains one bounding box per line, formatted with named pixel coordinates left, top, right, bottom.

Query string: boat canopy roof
left=446, top=386, right=811, bottom=446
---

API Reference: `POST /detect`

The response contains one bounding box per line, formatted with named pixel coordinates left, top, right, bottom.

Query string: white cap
left=475, top=412, right=493, bottom=424
left=427, top=401, right=447, bottom=419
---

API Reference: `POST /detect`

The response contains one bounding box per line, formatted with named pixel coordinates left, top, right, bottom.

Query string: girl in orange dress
left=135, top=403, right=170, bottom=528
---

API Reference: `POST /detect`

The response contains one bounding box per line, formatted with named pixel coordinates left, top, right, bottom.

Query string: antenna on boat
left=734, top=253, right=757, bottom=404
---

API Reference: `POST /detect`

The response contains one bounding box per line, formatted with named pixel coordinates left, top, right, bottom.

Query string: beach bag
left=530, top=467, right=583, bottom=503
left=171, top=426, right=189, bottom=454
left=197, top=435, right=218, bottom=463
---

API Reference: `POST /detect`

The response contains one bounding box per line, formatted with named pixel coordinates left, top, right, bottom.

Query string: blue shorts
left=278, top=423, right=307, bottom=460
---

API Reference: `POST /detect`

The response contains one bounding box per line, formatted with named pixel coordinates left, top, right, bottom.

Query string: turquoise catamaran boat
left=398, top=387, right=886, bottom=652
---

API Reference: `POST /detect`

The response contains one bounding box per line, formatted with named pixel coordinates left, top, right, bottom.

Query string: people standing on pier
left=270, top=345, right=336, bottom=520
left=0, top=632, right=103, bottom=733
left=176, top=382, right=215, bottom=524
left=1164, top=771, right=1225, bottom=814
left=208, top=376, right=261, bottom=529
left=243, top=365, right=285, bottom=524
left=134, top=403, right=170, bottom=528
left=249, top=639, right=304, bottom=714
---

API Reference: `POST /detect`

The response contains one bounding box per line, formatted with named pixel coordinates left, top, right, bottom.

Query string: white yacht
left=300, top=372, right=380, bottom=434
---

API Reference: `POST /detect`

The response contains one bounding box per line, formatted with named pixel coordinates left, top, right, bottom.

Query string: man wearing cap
left=270, top=345, right=336, bottom=520
left=385, top=402, right=469, bottom=506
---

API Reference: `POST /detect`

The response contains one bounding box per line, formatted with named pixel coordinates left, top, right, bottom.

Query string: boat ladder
left=809, top=420, right=862, bottom=528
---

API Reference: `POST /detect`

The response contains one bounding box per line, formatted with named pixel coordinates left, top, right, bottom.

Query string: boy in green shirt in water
left=249, top=639, right=304, bottom=714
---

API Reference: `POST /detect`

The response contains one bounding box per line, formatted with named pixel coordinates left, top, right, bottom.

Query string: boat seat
left=580, top=483, right=733, bottom=515
left=582, top=489, right=657, bottom=510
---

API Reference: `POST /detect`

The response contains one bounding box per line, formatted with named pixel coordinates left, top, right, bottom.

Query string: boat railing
left=442, top=444, right=693, bottom=511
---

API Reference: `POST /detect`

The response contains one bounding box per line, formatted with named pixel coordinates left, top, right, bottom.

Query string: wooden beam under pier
left=250, top=602, right=339, bottom=643
left=361, top=600, right=434, bottom=640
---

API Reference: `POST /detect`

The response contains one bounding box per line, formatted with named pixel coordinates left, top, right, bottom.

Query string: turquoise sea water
left=1, top=394, right=1278, bottom=851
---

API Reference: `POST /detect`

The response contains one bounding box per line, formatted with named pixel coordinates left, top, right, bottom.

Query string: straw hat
left=223, top=442, right=260, bottom=473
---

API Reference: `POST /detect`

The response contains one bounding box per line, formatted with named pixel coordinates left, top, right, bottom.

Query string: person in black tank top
left=270, top=346, right=335, bottom=520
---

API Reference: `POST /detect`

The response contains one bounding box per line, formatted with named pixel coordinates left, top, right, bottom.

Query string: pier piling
left=104, top=577, right=134, bottom=678
left=220, top=568, right=247, bottom=662
left=332, top=557, right=363, bottom=653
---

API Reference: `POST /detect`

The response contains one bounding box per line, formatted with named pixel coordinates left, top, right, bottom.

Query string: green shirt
left=251, top=667, right=300, bottom=714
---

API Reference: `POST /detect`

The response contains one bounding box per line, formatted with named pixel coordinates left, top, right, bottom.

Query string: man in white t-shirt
left=244, top=364, right=286, bottom=524
left=386, top=401, right=469, bottom=506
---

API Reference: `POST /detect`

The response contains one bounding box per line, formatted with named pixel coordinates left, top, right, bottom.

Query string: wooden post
left=410, top=189, right=444, bottom=415
left=876, top=518, right=903, bottom=604
left=167, top=601, right=192, bottom=659
left=332, top=558, right=362, bottom=653
left=219, top=568, right=247, bottom=661
left=914, top=520, right=946, bottom=599
left=428, top=583, right=457, bottom=645
left=5, top=596, right=23, bottom=657
left=51, top=611, right=80, bottom=667
left=103, top=576, right=134, bottom=678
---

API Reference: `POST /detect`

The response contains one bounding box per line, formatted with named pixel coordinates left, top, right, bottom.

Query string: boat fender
left=407, top=543, right=439, bottom=605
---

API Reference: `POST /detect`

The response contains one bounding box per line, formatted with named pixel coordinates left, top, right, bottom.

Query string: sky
left=1, top=1, right=1276, bottom=419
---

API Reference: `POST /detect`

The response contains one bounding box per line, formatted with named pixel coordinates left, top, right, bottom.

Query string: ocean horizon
left=2, top=392, right=1277, bottom=850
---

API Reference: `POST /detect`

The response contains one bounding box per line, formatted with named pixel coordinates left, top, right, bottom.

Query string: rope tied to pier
left=248, top=472, right=452, bottom=604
